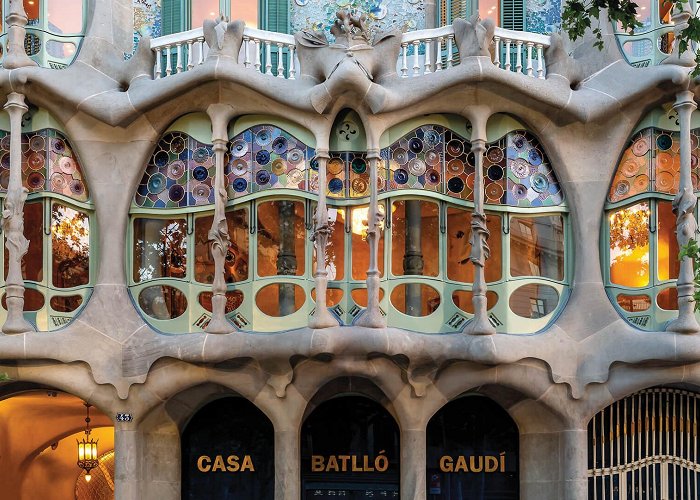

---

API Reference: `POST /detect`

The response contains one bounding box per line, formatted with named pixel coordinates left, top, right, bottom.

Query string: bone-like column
left=4, top=0, right=37, bottom=69
left=667, top=90, right=700, bottom=334
left=309, top=149, right=339, bottom=329
left=464, top=138, right=496, bottom=335
left=205, top=104, right=236, bottom=334
left=2, top=93, right=35, bottom=334
left=355, top=149, right=386, bottom=328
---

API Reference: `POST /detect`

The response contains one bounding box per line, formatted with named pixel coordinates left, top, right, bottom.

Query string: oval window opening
left=452, top=290, right=498, bottom=314
left=198, top=290, right=244, bottom=314
left=657, top=287, right=678, bottom=311
left=390, top=284, right=441, bottom=317
left=351, top=288, right=385, bottom=307
left=50, top=295, right=83, bottom=313
left=138, top=285, right=188, bottom=319
left=509, top=283, right=559, bottom=319
left=311, top=288, right=344, bottom=307
left=256, top=283, right=305, bottom=317
left=1, top=288, right=45, bottom=311
left=616, top=293, right=652, bottom=312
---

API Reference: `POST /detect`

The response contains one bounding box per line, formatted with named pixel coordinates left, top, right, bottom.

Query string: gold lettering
left=197, top=455, right=211, bottom=472
left=455, top=456, right=468, bottom=472
left=500, top=452, right=506, bottom=472
left=226, top=455, right=240, bottom=472
left=326, top=455, right=340, bottom=472
left=351, top=455, right=362, bottom=472
left=439, top=456, right=453, bottom=473
left=241, top=455, right=255, bottom=472
left=212, top=455, right=226, bottom=472
left=338, top=455, right=350, bottom=472
left=469, top=456, right=483, bottom=473
left=485, top=456, right=498, bottom=472
left=375, top=450, right=388, bottom=472
left=363, top=455, right=375, bottom=472
left=312, top=455, right=324, bottom=472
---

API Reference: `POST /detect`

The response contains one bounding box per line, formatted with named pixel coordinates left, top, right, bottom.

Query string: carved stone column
left=205, top=104, right=236, bottom=334
left=2, top=93, right=34, bottom=334
left=667, top=90, right=700, bottom=334
left=4, top=0, right=37, bottom=69
left=309, top=149, right=339, bottom=329
left=277, top=200, right=298, bottom=316
left=403, top=199, right=424, bottom=316
left=464, top=138, right=496, bottom=335
left=355, top=149, right=386, bottom=328
left=661, top=1, right=696, bottom=68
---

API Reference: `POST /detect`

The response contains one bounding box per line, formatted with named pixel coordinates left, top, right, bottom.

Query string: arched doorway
left=180, top=396, right=274, bottom=499
left=301, top=395, right=400, bottom=498
left=426, top=395, right=519, bottom=499
left=0, top=386, right=114, bottom=500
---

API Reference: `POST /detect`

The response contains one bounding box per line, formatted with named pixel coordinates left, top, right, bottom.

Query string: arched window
left=0, top=0, right=86, bottom=68
left=615, top=0, right=678, bottom=67
left=130, top=114, right=316, bottom=333
left=588, top=387, right=700, bottom=499
left=0, top=119, right=93, bottom=331
left=376, top=115, right=568, bottom=334
left=605, top=109, right=700, bottom=331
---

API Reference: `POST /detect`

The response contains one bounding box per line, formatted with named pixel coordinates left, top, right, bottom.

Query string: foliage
left=679, top=238, right=700, bottom=310
left=609, top=206, right=650, bottom=252
left=0, top=373, right=9, bottom=381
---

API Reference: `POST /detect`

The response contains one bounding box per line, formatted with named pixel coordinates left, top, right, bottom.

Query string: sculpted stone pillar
left=275, top=426, right=300, bottom=500
left=205, top=104, right=236, bottom=334
left=113, top=420, right=142, bottom=500
left=667, top=90, right=700, bottom=334
left=309, top=149, right=339, bottom=328
left=464, top=138, right=496, bottom=335
left=2, top=93, right=34, bottom=334
left=560, top=428, right=587, bottom=500
left=4, top=0, right=37, bottom=69
left=355, top=149, right=387, bottom=328
left=400, top=428, right=426, bottom=499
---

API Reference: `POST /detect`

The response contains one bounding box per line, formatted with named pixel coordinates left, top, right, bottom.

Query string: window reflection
left=5, top=202, right=43, bottom=282
left=657, top=200, right=679, bottom=281
left=47, top=0, right=83, bottom=33
left=609, top=202, right=650, bottom=287
left=194, top=208, right=249, bottom=284
left=390, top=283, right=440, bottom=317
left=133, top=218, right=187, bottom=282
left=350, top=204, right=385, bottom=280
left=231, top=0, right=257, bottom=28
left=138, top=284, right=188, bottom=319
left=191, top=0, right=220, bottom=27
left=446, top=207, right=502, bottom=283
left=313, top=207, right=345, bottom=281
left=255, top=283, right=305, bottom=317
left=23, top=0, right=39, bottom=24
left=509, top=283, right=559, bottom=319
left=391, top=199, right=439, bottom=277
left=52, top=204, right=89, bottom=288
left=510, top=215, right=564, bottom=280
left=257, top=200, right=305, bottom=277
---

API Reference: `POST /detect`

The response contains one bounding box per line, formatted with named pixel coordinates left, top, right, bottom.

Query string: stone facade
left=2, top=0, right=700, bottom=499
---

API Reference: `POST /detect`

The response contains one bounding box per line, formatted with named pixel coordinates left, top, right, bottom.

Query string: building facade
left=0, top=0, right=699, bottom=499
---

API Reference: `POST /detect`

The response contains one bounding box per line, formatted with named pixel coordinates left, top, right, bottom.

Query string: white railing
left=150, top=23, right=551, bottom=80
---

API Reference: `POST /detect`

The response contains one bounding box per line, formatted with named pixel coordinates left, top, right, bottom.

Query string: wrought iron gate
left=588, top=388, right=700, bottom=499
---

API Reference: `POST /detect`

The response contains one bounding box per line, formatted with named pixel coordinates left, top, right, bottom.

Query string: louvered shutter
left=500, top=0, right=524, bottom=30
left=262, top=0, right=289, bottom=33
left=162, top=0, right=185, bottom=35
left=439, top=0, right=469, bottom=25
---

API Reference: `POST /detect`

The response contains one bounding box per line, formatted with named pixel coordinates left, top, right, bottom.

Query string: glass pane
left=5, top=202, right=43, bottom=282
left=47, top=0, right=83, bottom=33
left=191, top=0, right=220, bottom=27
left=50, top=294, right=83, bottom=313
left=311, top=288, right=343, bottom=307
left=391, top=200, right=439, bottom=277
left=635, top=0, right=652, bottom=29
left=46, top=40, right=77, bottom=59
left=23, top=0, right=39, bottom=25
left=609, top=203, right=650, bottom=287
left=509, top=283, right=559, bottom=319
left=616, top=293, right=651, bottom=312
left=447, top=207, right=502, bottom=283
left=52, top=204, right=89, bottom=288
left=659, top=0, right=673, bottom=23
left=658, top=32, right=674, bottom=54
left=351, top=205, right=385, bottom=280
left=657, top=287, right=678, bottom=310
left=510, top=215, right=564, bottom=280
left=1, top=288, right=44, bottom=311
left=198, top=290, right=244, bottom=313
left=312, top=207, right=345, bottom=281
left=479, top=0, right=499, bottom=25
left=390, top=283, right=441, bottom=317
left=257, top=200, right=305, bottom=277
left=132, top=218, right=187, bottom=282
left=623, top=39, right=653, bottom=58
left=231, top=0, right=257, bottom=28
left=452, top=290, right=498, bottom=314
left=138, top=285, right=188, bottom=319
left=194, top=208, right=249, bottom=284
left=255, top=283, right=305, bottom=317
left=350, top=288, right=384, bottom=307
left=657, top=201, right=679, bottom=281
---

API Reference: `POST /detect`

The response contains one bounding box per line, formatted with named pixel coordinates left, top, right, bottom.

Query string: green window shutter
left=439, top=0, right=469, bottom=25
left=500, top=0, right=524, bottom=30
left=162, top=0, right=185, bottom=35
left=261, top=0, right=289, bottom=33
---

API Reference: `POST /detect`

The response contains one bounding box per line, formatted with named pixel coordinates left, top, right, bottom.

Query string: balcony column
left=356, top=149, right=387, bottom=328
left=403, top=200, right=424, bottom=316
left=667, top=90, right=700, bottom=334
left=4, top=0, right=37, bottom=69
left=464, top=137, right=496, bottom=335
left=309, top=149, right=339, bottom=329
left=2, top=93, right=34, bottom=334
left=205, top=104, right=236, bottom=334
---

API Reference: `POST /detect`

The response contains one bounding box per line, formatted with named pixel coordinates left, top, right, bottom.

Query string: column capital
left=366, top=148, right=381, bottom=160
left=4, top=92, right=27, bottom=113
left=674, top=90, right=697, bottom=111
left=314, top=148, right=330, bottom=160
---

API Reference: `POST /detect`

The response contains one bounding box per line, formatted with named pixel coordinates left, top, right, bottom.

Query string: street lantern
left=76, top=403, right=98, bottom=482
